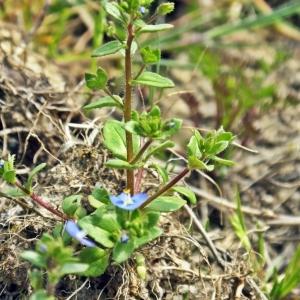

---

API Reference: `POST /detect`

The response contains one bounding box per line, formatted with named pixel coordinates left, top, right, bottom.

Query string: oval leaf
left=62, top=195, right=82, bottom=216
left=92, top=40, right=124, bottom=57
left=105, top=2, right=123, bottom=21
left=79, top=248, right=110, bottom=277
left=78, top=217, right=114, bottom=248
left=140, top=24, right=173, bottom=33
left=112, top=240, right=135, bottom=263
left=83, top=95, right=123, bottom=111
left=105, top=159, right=137, bottom=170
left=132, top=71, right=174, bottom=88
left=146, top=196, right=186, bottom=212
left=60, top=263, right=89, bottom=276
left=103, top=120, right=139, bottom=160
left=85, top=67, right=108, bottom=90
left=173, top=186, right=197, bottom=204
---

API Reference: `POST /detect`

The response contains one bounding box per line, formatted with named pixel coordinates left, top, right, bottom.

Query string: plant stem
left=47, top=281, right=56, bottom=297
left=134, top=168, right=144, bottom=194
left=15, top=182, right=68, bottom=221
left=140, top=167, right=190, bottom=209
left=130, top=139, right=152, bottom=164
left=124, top=22, right=135, bottom=195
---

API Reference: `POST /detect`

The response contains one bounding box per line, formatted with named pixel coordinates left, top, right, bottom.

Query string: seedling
left=0, top=1, right=234, bottom=298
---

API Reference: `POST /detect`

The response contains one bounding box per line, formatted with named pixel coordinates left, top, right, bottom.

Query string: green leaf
left=103, top=120, right=127, bottom=159
left=187, top=135, right=201, bottom=158
left=140, top=47, right=161, bottom=64
left=103, top=120, right=139, bottom=160
left=140, top=24, right=173, bottom=33
left=88, top=195, right=105, bottom=209
left=92, top=187, right=110, bottom=205
left=60, top=263, right=89, bottom=276
left=134, top=227, right=162, bottom=248
left=145, top=140, right=175, bottom=161
left=211, top=156, right=234, bottom=166
left=188, top=156, right=214, bottom=171
left=146, top=196, right=186, bottom=212
left=105, top=2, right=123, bottom=21
left=79, top=248, right=110, bottom=277
left=25, top=163, right=46, bottom=191
left=74, top=206, right=86, bottom=219
left=145, top=212, right=160, bottom=228
left=105, top=159, right=137, bottom=170
left=83, top=95, right=123, bottom=111
left=92, top=40, right=124, bottom=57
left=62, top=195, right=82, bottom=216
left=132, top=71, right=174, bottom=88
left=29, top=270, right=43, bottom=291
left=173, top=186, right=197, bottom=204
left=21, top=251, right=46, bottom=268
left=112, top=239, right=135, bottom=263
left=1, top=154, right=16, bottom=184
left=270, top=245, right=300, bottom=299
left=78, top=217, right=114, bottom=248
left=85, top=67, right=108, bottom=90
left=157, top=2, right=175, bottom=16
left=96, top=213, right=120, bottom=232
left=3, top=170, right=16, bottom=184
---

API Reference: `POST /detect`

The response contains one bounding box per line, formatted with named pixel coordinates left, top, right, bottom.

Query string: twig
left=140, top=167, right=190, bottom=209
left=65, top=279, right=89, bottom=300
left=184, top=204, right=227, bottom=269
left=0, top=191, right=48, bottom=219
left=190, top=185, right=300, bottom=226
left=14, top=182, right=68, bottom=221
left=247, top=278, right=268, bottom=300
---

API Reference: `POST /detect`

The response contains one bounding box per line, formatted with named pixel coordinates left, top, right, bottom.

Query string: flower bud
left=157, top=2, right=174, bottom=16
left=137, top=265, right=147, bottom=280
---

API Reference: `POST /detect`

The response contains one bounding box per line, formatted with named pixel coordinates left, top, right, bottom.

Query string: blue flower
left=140, top=6, right=146, bottom=14
left=120, top=232, right=129, bottom=243
left=64, top=220, right=96, bottom=248
left=110, top=192, right=148, bottom=211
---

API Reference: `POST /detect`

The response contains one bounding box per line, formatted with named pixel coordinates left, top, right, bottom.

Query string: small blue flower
left=39, top=243, right=48, bottom=253
left=120, top=232, right=129, bottom=243
left=0, top=160, right=4, bottom=169
left=65, top=220, right=96, bottom=248
left=110, top=192, right=148, bottom=211
left=140, top=6, right=146, bottom=14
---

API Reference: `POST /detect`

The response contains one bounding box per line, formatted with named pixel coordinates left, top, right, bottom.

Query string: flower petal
left=110, top=192, right=148, bottom=211
left=79, top=237, right=96, bottom=248
left=65, top=220, right=96, bottom=247
left=132, top=193, right=148, bottom=203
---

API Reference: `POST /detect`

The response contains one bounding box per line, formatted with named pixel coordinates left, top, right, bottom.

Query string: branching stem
left=130, top=139, right=152, bottom=164
left=15, top=182, right=68, bottom=221
left=140, top=167, right=190, bottom=209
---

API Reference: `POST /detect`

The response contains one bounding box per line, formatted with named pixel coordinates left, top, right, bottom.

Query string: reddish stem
left=134, top=168, right=144, bottom=194
left=124, top=22, right=135, bottom=195
left=140, top=167, right=190, bottom=209
left=15, top=182, right=68, bottom=221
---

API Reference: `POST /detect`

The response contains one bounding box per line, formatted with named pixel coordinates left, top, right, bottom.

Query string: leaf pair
left=187, top=127, right=235, bottom=171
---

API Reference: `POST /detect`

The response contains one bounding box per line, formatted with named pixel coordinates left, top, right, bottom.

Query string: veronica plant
left=0, top=1, right=235, bottom=298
